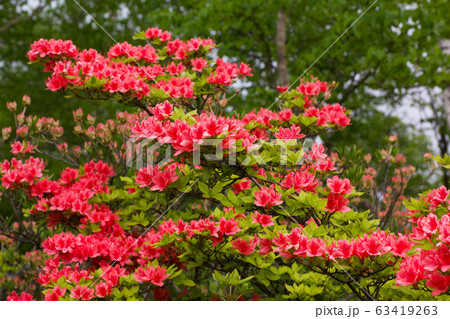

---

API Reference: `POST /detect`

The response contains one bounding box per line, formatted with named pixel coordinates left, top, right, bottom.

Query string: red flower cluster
left=232, top=178, right=252, bottom=194
left=241, top=108, right=293, bottom=126
left=231, top=237, right=260, bottom=255
left=251, top=212, right=275, bottom=227
left=69, top=285, right=94, bottom=301
left=325, top=193, right=350, bottom=213
left=132, top=112, right=262, bottom=155
left=296, top=80, right=329, bottom=96
left=37, top=210, right=249, bottom=300
left=27, top=28, right=253, bottom=102
left=153, top=76, right=194, bottom=98
left=134, top=265, right=170, bottom=286
left=28, top=161, right=116, bottom=229
left=327, top=176, right=353, bottom=195
left=396, top=210, right=450, bottom=295
left=426, top=186, right=449, bottom=209
left=44, top=285, right=66, bottom=301
left=27, top=39, right=78, bottom=61
left=304, top=103, right=351, bottom=128
left=281, top=170, right=319, bottom=193
left=274, top=124, right=306, bottom=141
left=10, top=141, right=35, bottom=155
left=135, top=163, right=180, bottom=191
left=254, top=186, right=283, bottom=208
left=272, top=228, right=413, bottom=260
left=144, top=27, right=172, bottom=41
left=149, top=101, right=173, bottom=120
left=107, top=42, right=159, bottom=62
left=7, top=291, right=35, bottom=301
left=207, top=58, right=253, bottom=85
left=1, top=157, right=45, bottom=191
left=303, top=143, right=337, bottom=172
left=191, top=58, right=208, bottom=72
left=276, top=85, right=288, bottom=93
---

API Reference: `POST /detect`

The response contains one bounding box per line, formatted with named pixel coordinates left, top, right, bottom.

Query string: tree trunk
left=438, top=39, right=450, bottom=187
left=276, top=9, right=289, bottom=87
left=438, top=129, right=449, bottom=187
left=440, top=39, right=450, bottom=128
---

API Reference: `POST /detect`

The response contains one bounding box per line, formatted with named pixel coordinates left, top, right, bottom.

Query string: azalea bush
left=0, top=27, right=450, bottom=301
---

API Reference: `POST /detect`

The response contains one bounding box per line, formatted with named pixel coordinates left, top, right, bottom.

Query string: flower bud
left=363, top=153, right=372, bottom=164
left=73, top=108, right=83, bottom=124
left=219, top=98, right=227, bottom=108
left=392, top=176, right=406, bottom=188
left=73, top=145, right=82, bottom=158
left=329, top=152, right=339, bottom=163
left=116, top=112, right=127, bottom=124
left=388, top=135, right=398, bottom=144
left=117, top=124, right=129, bottom=136
left=57, top=142, right=68, bottom=154
left=2, top=127, right=12, bottom=140
left=50, top=126, right=64, bottom=139
left=400, top=165, right=416, bottom=176
left=84, top=141, right=92, bottom=152
left=98, top=130, right=112, bottom=144
left=35, top=120, right=43, bottom=132
left=395, top=154, right=406, bottom=166
left=106, top=119, right=116, bottom=132
left=85, top=126, right=96, bottom=139
left=16, top=125, right=28, bottom=138
left=22, top=95, right=31, bottom=107
left=74, top=125, right=83, bottom=135
left=26, top=115, right=33, bottom=127
left=424, top=152, right=433, bottom=162
left=386, top=186, right=393, bottom=194
left=6, top=101, right=17, bottom=112
left=87, top=114, right=96, bottom=126
left=365, top=167, right=377, bottom=176
left=361, top=174, right=374, bottom=188
left=378, top=210, right=387, bottom=218
left=17, top=113, right=25, bottom=126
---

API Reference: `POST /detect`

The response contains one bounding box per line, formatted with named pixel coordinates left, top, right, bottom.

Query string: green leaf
left=183, top=279, right=196, bottom=287
left=211, top=182, right=224, bottom=195
left=198, top=182, right=210, bottom=196
left=227, top=189, right=238, bottom=205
